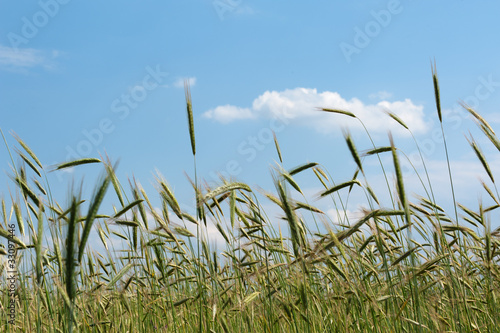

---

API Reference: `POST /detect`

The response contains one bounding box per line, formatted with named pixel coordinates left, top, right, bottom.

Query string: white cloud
left=481, top=112, right=500, bottom=125
left=174, top=77, right=197, bottom=88
left=402, top=156, right=500, bottom=202
left=369, top=90, right=393, bottom=100
left=203, top=88, right=429, bottom=135
left=203, top=104, right=255, bottom=123
left=0, top=45, right=59, bottom=72
left=327, top=209, right=365, bottom=226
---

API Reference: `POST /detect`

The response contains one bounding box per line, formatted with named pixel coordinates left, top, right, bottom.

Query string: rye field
left=1, top=73, right=499, bottom=332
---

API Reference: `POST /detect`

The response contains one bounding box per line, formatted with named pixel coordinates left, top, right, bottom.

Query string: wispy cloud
left=203, top=104, right=255, bottom=123
left=369, top=90, right=393, bottom=100
left=173, top=77, right=197, bottom=88
left=203, top=87, right=429, bottom=135
left=0, top=44, right=59, bottom=72
left=327, top=209, right=365, bottom=226
left=213, top=2, right=256, bottom=21
left=234, top=5, right=255, bottom=16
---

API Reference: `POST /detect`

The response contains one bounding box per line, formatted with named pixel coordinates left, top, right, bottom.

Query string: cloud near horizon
left=0, top=44, right=59, bottom=72
left=203, top=88, right=429, bottom=135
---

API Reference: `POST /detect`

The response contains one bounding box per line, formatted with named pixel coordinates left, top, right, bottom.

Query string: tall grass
left=1, top=74, right=500, bottom=332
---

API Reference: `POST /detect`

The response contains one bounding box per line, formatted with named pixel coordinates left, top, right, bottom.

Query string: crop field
left=1, top=74, right=499, bottom=332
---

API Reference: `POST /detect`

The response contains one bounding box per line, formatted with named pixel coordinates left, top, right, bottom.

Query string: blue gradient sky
left=1, top=1, right=500, bottom=234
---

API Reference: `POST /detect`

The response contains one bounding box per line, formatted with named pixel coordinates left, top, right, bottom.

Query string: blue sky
left=1, top=1, right=500, bottom=242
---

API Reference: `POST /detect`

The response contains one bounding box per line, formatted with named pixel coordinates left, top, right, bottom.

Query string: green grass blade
left=78, top=168, right=111, bottom=262
left=107, top=263, right=134, bottom=289
left=13, top=133, right=43, bottom=168
left=273, top=131, right=283, bottom=164
left=432, top=61, right=442, bottom=123
left=344, top=131, right=363, bottom=172
left=113, top=199, right=144, bottom=219
left=289, top=162, right=318, bottom=176
left=320, top=180, right=361, bottom=197
left=53, top=158, right=101, bottom=171
left=185, top=81, right=196, bottom=156
left=35, top=204, right=44, bottom=285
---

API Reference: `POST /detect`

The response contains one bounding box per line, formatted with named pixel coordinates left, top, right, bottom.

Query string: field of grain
left=1, top=74, right=499, bottom=332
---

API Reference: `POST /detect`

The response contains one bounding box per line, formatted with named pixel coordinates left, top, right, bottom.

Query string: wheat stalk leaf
left=276, top=178, right=303, bottom=256
left=243, top=291, right=260, bottom=305
left=317, top=107, right=356, bottom=118
left=480, top=180, right=499, bottom=205
left=442, top=225, right=481, bottom=242
left=0, top=226, right=27, bottom=248
left=78, top=168, right=112, bottom=262
left=53, top=158, right=101, bottom=171
left=114, top=220, right=141, bottom=227
left=294, top=202, right=324, bottom=214
left=97, top=225, right=109, bottom=250
left=461, top=102, right=495, bottom=134
left=457, top=203, right=481, bottom=225
left=230, top=190, right=236, bottom=228
left=65, top=197, right=79, bottom=303
left=1, top=199, right=7, bottom=229
left=344, top=131, right=363, bottom=172
left=485, top=220, right=492, bottom=264
left=131, top=181, right=148, bottom=229
left=55, top=282, right=77, bottom=324
left=214, top=221, right=230, bottom=243
left=365, top=147, right=392, bottom=156
left=158, top=179, right=182, bottom=219
left=431, top=61, right=442, bottom=123
left=208, top=192, right=230, bottom=210
left=289, top=162, right=318, bottom=176
left=174, top=226, right=195, bottom=238
left=390, top=134, right=411, bottom=227
left=390, top=247, right=418, bottom=267
left=335, top=209, right=404, bottom=243
left=314, top=166, right=329, bottom=182
left=264, top=192, right=284, bottom=211
left=174, top=297, right=194, bottom=307
left=33, top=179, right=47, bottom=196
left=483, top=204, right=499, bottom=213
left=385, top=111, right=409, bottom=129
left=104, top=160, right=124, bottom=207
left=324, top=255, right=348, bottom=281
left=366, top=185, right=380, bottom=205
left=18, top=151, right=42, bottom=177
left=413, top=254, right=449, bottom=277
left=111, top=230, right=128, bottom=240
left=12, top=200, right=25, bottom=236
left=320, top=180, right=361, bottom=197
left=107, top=263, right=134, bottom=289
left=13, top=133, right=43, bottom=168
left=203, top=183, right=251, bottom=204
left=13, top=175, right=40, bottom=207
left=57, top=200, right=86, bottom=220
left=401, top=317, right=429, bottom=330
left=467, top=135, right=494, bottom=183
left=113, top=199, right=144, bottom=219
left=35, top=203, right=44, bottom=285
left=478, top=123, right=500, bottom=152
left=273, top=131, right=283, bottom=163
left=184, top=80, right=196, bottom=156
left=282, top=172, right=302, bottom=194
